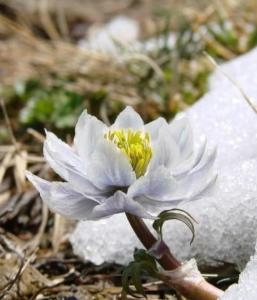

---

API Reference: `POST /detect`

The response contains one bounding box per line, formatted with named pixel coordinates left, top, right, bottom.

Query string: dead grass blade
left=52, top=213, right=66, bottom=254
left=205, top=52, right=257, bottom=115
left=0, top=151, right=14, bottom=184
left=0, top=99, right=18, bottom=149
left=14, top=150, right=28, bottom=193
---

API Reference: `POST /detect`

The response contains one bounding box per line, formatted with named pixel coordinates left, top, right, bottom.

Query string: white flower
left=26, top=106, right=217, bottom=220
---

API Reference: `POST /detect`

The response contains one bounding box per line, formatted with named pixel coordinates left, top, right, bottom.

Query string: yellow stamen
left=104, top=129, right=152, bottom=178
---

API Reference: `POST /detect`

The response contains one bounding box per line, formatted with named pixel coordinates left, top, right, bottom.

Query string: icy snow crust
left=70, top=47, right=257, bottom=269
left=220, top=241, right=257, bottom=300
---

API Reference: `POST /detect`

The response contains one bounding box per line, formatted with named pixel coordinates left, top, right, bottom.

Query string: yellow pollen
left=104, top=129, right=152, bottom=178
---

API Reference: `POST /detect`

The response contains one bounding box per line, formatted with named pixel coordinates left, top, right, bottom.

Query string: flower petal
left=148, top=129, right=180, bottom=171
left=44, top=131, right=82, bottom=178
left=169, top=114, right=193, bottom=160
left=172, top=137, right=207, bottom=177
left=26, top=172, right=99, bottom=220
left=44, top=131, right=104, bottom=197
left=127, top=165, right=185, bottom=212
left=145, top=117, right=167, bottom=141
left=88, top=190, right=154, bottom=220
left=189, top=146, right=217, bottom=176
left=86, top=140, right=136, bottom=190
left=74, top=110, right=107, bottom=162
left=128, top=166, right=177, bottom=201
left=111, top=106, right=144, bottom=130
left=128, top=156, right=217, bottom=211
left=189, top=173, right=218, bottom=201
left=134, top=171, right=217, bottom=212
left=175, top=147, right=217, bottom=198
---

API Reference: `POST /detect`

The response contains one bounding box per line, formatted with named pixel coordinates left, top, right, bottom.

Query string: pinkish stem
left=126, top=213, right=224, bottom=300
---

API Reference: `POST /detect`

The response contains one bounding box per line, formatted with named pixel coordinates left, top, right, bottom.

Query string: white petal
left=169, top=114, right=193, bottom=160
left=111, top=106, right=144, bottom=130
left=172, top=137, right=207, bottom=177
left=26, top=172, right=99, bottom=220
left=189, top=173, right=218, bottom=201
left=175, top=148, right=217, bottom=197
left=87, top=140, right=136, bottom=190
left=44, top=131, right=82, bottom=179
left=74, top=110, right=107, bottom=162
left=128, top=166, right=177, bottom=201
left=156, top=172, right=218, bottom=208
left=128, top=160, right=217, bottom=209
left=44, top=131, right=104, bottom=197
left=135, top=195, right=185, bottom=214
left=189, top=146, right=217, bottom=176
left=128, top=169, right=185, bottom=212
left=89, top=190, right=154, bottom=220
left=148, top=129, right=180, bottom=171
left=145, top=117, right=167, bottom=141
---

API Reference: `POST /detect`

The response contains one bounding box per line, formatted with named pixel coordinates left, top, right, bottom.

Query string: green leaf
left=122, top=266, right=140, bottom=298
left=16, top=81, right=83, bottom=129
left=153, top=209, right=196, bottom=244
left=132, top=264, right=147, bottom=297
left=121, top=249, right=158, bottom=298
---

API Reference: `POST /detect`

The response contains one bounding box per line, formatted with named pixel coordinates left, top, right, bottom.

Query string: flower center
left=105, top=129, right=152, bottom=178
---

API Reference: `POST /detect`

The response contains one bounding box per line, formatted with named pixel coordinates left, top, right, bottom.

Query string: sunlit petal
left=89, top=190, right=154, bottom=220
left=112, top=106, right=144, bottom=130
left=148, top=130, right=180, bottom=171
left=44, top=131, right=104, bottom=197
left=26, top=172, right=99, bottom=220
left=87, top=140, right=136, bottom=190
left=169, top=114, right=193, bottom=160
left=74, top=110, right=107, bottom=162
left=128, top=166, right=177, bottom=200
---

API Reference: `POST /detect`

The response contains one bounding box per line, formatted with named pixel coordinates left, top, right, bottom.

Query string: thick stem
left=126, top=213, right=181, bottom=269
left=126, top=213, right=224, bottom=300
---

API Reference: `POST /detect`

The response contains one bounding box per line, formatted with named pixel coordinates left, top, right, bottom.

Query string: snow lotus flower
left=26, top=106, right=217, bottom=220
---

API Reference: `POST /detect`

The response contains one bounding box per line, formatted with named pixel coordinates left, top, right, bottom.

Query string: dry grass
left=0, top=0, right=255, bottom=298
